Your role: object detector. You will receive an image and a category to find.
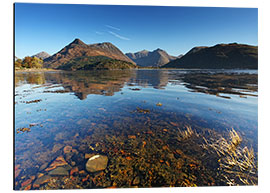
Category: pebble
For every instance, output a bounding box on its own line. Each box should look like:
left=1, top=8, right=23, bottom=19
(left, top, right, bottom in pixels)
left=132, top=176, right=140, bottom=185
left=63, top=145, right=73, bottom=154
left=70, top=167, right=79, bottom=176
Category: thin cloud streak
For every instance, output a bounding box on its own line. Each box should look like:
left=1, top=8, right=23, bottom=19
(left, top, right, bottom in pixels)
left=105, top=25, right=120, bottom=31
left=95, top=31, right=103, bottom=35
left=108, top=31, right=130, bottom=41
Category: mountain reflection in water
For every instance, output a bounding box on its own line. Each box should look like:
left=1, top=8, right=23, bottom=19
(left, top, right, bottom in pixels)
left=15, top=69, right=257, bottom=100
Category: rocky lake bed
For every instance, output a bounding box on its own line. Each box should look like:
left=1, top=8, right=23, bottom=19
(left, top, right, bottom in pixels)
left=14, top=69, right=258, bottom=190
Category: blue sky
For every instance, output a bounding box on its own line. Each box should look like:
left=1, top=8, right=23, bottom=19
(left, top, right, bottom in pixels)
left=15, top=3, right=258, bottom=58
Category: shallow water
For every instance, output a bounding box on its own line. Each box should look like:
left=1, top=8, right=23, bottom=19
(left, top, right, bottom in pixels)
left=14, top=69, right=258, bottom=189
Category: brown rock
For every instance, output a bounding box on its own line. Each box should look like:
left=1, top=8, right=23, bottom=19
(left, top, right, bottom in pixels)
left=52, top=144, right=63, bottom=153
left=85, top=153, right=94, bottom=159
left=170, top=122, right=178, bottom=127
left=37, top=173, right=44, bottom=178
left=39, top=163, right=48, bottom=171
left=48, top=167, right=69, bottom=176
left=128, top=135, right=136, bottom=139
left=33, top=175, right=52, bottom=187
left=63, top=145, right=73, bottom=154
left=132, top=176, right=140, bottom=185
left=85, top=155, right=108, bottom=173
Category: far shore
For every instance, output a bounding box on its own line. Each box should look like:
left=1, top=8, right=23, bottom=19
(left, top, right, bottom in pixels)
left=15, top=68, right=62, bottom=72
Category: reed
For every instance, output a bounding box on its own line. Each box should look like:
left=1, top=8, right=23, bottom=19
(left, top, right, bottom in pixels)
left=202, top=128, right=257, bottom=185
left=177, top=125, right=197, bottom=140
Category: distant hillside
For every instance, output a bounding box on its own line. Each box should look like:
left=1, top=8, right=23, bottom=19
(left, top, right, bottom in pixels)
left=57, top=55, right=137, bottom=71
left=126, top=48, right=177, bottom=67
left=163, top=43, right=258, bottom=69
left=44, top=38, right=135, bottom=69
left=32, top=51, right=51, bottom=60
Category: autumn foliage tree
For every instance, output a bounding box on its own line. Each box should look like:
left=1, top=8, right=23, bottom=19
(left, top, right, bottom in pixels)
left=15, top=59, right=23, bottom=68
left=15, top=56, right=43, bottom=69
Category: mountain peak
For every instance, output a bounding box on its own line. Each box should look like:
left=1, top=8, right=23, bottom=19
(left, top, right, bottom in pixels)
left=43, top=38, right=135, bottom=68
left=154, top=48, right=163, bottom=52
left=32, top=51, right=51, bottom=59
left=70, top=38, right=86, bottom=45
left=163, top=43, right=258, bottom=69
left=126, top=48, right=176, bottom=67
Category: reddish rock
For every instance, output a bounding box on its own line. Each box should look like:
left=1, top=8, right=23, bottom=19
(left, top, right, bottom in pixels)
left=21, top=178, right=33, bottom=187
left=15, top=169, right=21, bottom=179
left=126, top=157, right=132, bottom=161
left=170, top=122, right=178, bottom=127
left=33, top=175, right=52, bottom=188
left=45, top=156, right=68, bottom=172
left=33, top=184, right=40, bottom=189
left=106, top=186, right=117, bottom=189
left=24, top=184, right=31, bottom=190
left=70, top=167, right=79, bottom=176
left=162, top=145, right=169, bottom=150
left=142, top=141, right=147, bottom=148
left=63, top=145, right=73, bottom=154
left=15, top=164, right=20, bottom=170
left=37, top=173, right=44, bottom=178
left=82, top=175, right=89, bottom=182
left=79, top=170, right=86, bottom=175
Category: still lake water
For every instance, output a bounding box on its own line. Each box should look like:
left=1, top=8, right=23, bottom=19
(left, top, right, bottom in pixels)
left=14, top=69, right=258, bottom=189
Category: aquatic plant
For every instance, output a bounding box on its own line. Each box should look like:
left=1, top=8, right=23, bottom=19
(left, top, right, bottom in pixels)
left=202, top=128, right=257, bottom=185
left=177, top=126, right=197, bottom=140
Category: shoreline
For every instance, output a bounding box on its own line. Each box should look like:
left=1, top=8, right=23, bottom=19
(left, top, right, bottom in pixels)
left=15, top=68, right=62, bottom=72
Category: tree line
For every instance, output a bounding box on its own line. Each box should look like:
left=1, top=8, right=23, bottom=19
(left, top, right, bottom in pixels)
left=15, top=56, right=43, bottom=69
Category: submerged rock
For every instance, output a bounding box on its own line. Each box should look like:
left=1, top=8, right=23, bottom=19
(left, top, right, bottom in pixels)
left=86, top=155, right=108, bottom=173
left=48, top=167, right=69, bottom=176
left=33, top=175, right=52, bottom=188
left=39, top=163, right=48, bottom=171
left=63, top=145, right=73, bottom=154
left=132, top=176, right=140, bottom=185
left=45, top=156, right=68, bottom=172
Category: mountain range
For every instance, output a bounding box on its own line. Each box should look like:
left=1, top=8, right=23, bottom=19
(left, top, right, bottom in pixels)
left=20, top=38, right=257, bottom=70
left=125, top=49, right=179, bottom=67
left=32, top=51, right=51, bottom=60
left=43, top=39, right=134, bottom=69
left=163, top=43, right=258, bottom=69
